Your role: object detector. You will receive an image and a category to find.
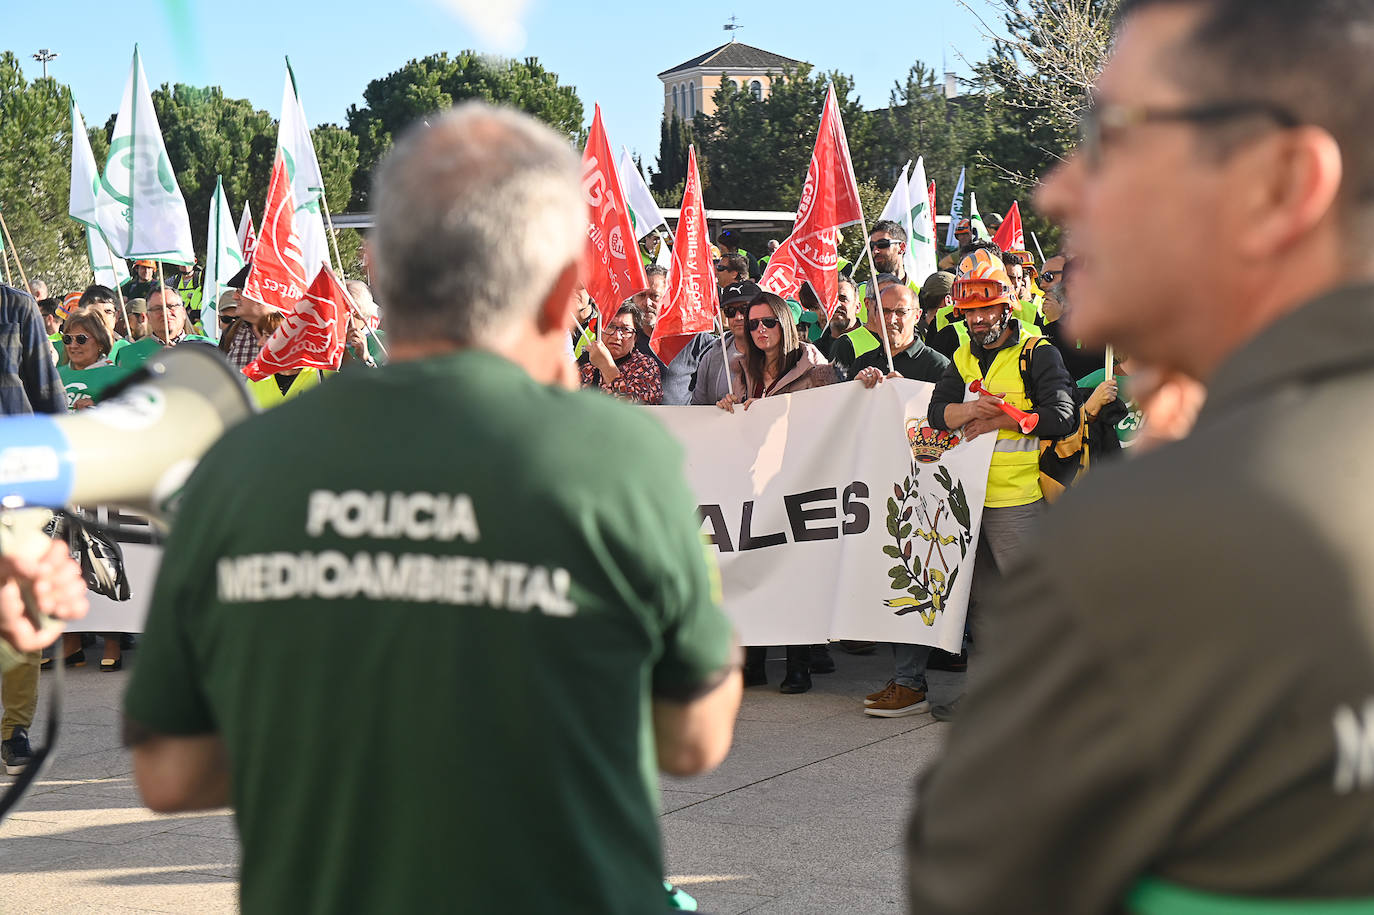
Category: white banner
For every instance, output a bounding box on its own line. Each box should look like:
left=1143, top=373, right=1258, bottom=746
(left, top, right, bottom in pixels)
left=657, top=381, right=994, bottom=651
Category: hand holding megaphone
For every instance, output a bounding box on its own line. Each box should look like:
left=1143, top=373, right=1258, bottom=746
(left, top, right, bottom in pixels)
left=0, top=344, right=255, bottom=670
left=969, top=379, right=1040, bottom=434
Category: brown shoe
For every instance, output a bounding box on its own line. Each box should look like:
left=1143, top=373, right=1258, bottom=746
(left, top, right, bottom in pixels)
left=863, top=680, right=896, bottom=706
left=864, top=684, right=930, bottom=718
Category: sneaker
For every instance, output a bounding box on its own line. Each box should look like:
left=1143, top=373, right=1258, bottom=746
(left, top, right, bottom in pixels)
left=930, top=696, right=963, bottom=721
left=2, top=727, right=33, bottom=775
left=864, top=684, right=929, bottom=718
left=864, top=679, right=896, bottom=706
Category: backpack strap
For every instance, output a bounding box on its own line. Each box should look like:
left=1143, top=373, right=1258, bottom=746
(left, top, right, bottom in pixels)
left=1018, top=335, right=1050, bottom=395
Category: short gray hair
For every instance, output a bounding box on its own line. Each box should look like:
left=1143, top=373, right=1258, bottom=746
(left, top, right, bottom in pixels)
left=371, top=102, right=584, bottom=345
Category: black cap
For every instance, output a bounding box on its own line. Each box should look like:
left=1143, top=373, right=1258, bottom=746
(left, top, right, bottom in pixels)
left=720, top=281, right=760, bottom=305
left=719, top=229, right=739, bottom=243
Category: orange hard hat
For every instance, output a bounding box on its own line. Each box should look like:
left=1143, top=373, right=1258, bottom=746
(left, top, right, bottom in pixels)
left=952, top=248, right=1012, bottom=311
left=57, top=291, right=82, bottom=320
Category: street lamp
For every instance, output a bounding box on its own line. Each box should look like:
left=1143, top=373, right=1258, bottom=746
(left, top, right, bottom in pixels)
left=33, top=49, right=58, bottom=80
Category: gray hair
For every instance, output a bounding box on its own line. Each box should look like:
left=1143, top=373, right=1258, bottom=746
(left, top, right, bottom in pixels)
left=644, top=264, right=668, bottom=282
left=371, top=102, right=584, bottom=345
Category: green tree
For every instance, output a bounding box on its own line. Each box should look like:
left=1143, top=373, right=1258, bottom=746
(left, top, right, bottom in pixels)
left=0, top=52, right=88, bottom=292
left=346, top=52, right=584, bottom=208
left=651, top=113, right=691, bottom=204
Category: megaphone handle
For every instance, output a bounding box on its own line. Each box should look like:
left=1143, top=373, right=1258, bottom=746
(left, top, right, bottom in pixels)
left=0, top=509, right=63, bottom=672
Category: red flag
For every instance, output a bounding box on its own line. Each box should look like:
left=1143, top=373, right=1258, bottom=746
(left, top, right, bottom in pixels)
left=243, top=151, right=308, bottom=312
left=759, top=85, right=864, bottom=319
left=992, top=201, right=1025, bottom=253
left=651, top=146, right=717, bottom=364
left=243, top=266, right=349, bottom=381
left=581, top=105, right=648, bottom=329
left=238, top=204, right=258, bottom=263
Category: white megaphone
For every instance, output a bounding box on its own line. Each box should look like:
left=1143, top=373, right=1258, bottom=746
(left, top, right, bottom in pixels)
left=0, top=342, right=256, bottom=669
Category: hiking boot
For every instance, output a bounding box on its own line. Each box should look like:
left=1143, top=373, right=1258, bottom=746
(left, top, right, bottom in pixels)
left=864, top=680, right=896, bottom=706
left=931, top=696, right=963, bottom=721
left=810, top=644, right=836, bottom=674
left=864, top=684, right=929, bottom=718
left=2, top=727, right=33, bottom=775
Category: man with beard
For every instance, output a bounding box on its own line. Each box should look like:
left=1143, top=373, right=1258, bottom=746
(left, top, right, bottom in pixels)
left=924, top=247, right=1075, bottom=721
left=689, top=281, right=753, bottom=405
left=825, top=277, right=884, bottom=378
left=857, top=221, right=920, bottom=309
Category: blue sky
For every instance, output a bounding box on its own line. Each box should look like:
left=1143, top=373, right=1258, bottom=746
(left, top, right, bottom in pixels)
left=10, top=0, right=995, bottom=201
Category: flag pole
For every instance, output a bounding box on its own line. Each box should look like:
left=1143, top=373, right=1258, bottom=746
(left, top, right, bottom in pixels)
left=1030, top=230, right=1047, bottom=266
left=0, top=243, right=12, bottom=286
left=1105, top=344, right=1114, bottom=379
left=320, top=193, right=387, bottom=359
left=104, top=246, right=130, bottom=341
left=855, top=213, right=896, bottom=375
left=155, top=262, right=171, bottom=341
left=0, top=211, right=30, bottom=291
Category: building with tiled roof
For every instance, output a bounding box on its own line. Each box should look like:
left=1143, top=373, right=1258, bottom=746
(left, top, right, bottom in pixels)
left=658, top=41, right=805, bottom=120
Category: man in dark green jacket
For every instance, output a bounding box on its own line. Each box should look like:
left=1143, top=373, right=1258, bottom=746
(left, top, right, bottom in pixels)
left=907, top=0, right=1374, bottom=911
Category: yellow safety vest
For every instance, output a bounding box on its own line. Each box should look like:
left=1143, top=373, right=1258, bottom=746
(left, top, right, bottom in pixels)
left=245, top=368, right=329, bottom=410
left=844, top=326, right=880, bottom=359
left=952, top=325, right=1042, bottom=508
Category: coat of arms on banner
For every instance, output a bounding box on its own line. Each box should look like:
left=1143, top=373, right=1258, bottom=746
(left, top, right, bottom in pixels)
left=882, top=418, right=974, bottom=625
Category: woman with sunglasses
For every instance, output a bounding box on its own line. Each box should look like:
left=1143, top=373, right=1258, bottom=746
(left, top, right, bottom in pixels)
left=57, top=307, right=117, bottom=411
left=717, top=291, right=839, bottom=694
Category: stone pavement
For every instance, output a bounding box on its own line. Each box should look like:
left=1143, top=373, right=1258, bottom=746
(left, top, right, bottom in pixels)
left=0, top=643, right=959, bottom=913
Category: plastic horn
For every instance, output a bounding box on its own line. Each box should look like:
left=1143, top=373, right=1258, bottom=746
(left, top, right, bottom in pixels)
left=969, top=379, right=1039, bottom=434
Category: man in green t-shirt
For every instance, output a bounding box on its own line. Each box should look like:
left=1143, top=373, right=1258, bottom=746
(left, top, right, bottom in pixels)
left=122, top=102, right=742, bottom=915
left=115, top=286, right=214, bottom=369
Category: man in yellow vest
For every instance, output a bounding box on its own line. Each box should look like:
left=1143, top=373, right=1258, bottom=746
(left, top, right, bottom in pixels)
left=923, top=245, right=1075, bottom=719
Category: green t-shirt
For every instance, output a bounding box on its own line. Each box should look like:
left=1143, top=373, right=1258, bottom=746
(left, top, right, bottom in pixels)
left=58, top=362, right=135, bottom=410
left=123, top=349, right=733, bottom=914
left=114, top=333, right=215, bottom=369
left=1077, top=367, right=1143, bottom=447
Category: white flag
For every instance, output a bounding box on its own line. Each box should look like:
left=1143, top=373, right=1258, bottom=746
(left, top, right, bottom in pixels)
left=276, top=61, right=330, bottom=280
left=237, top=201, right=256, bottom=256
left=907, top=157, right=937, bottom=281
left=969, top=190, right=991, bottom=242
left=93, top=46, right=194, bottom=264
left=616, top=145, right=667, bottom=241
left=70, top=100, right=129, bottom=289
left=944, top=167, right=967, bottom=249
left=878, top=161, right=919, bottom=278
left=202, top=176, right=245, bottom=344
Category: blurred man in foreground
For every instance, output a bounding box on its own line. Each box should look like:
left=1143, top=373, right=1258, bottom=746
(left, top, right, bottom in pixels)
left=907, top=1, right=1374, bottom=911
left=122, top=104, right=741, bottom=914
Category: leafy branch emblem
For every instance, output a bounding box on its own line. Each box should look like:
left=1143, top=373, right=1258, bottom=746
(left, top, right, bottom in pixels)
left=883, top=462, right=973, bottom=625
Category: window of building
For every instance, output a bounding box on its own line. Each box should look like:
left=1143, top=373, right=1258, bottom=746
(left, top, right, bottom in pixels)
left=750, top=80, right=763, bottom=101
left=688, top=81, right=696, bottom=116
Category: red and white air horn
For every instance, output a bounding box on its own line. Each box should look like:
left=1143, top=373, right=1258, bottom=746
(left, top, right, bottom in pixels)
left=969, top=379, right=1039, bottom=434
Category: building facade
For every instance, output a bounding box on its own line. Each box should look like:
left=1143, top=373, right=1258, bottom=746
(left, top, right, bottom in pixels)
left=658, top=42, right=804, bottom=121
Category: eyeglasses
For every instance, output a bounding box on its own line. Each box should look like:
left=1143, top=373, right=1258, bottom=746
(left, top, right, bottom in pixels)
left=714, top=264, right=731, bottom=272
left=146, top=304, right=182, bottom=314
left=881, top=308, right=913, bottom=319
left=62, top=333, right=92, bottom=345
left=722, top=304, right=748, bottom=318
left=1079, top=98, right=1301, bottom=169
left=871, top=239, right=902, bottom=250
left=602, top=325, right=637, bottom=338
left=747, top=317, right=780, bottom=332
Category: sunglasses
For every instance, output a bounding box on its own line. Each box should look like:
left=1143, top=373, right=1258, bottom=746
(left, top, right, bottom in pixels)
left=219, top=314, right=237, bottom=325
left=722, top=304, right=748, bottom=318
left=747, top=317, right=780, bottom=332
left=1040, top=271, right=1060, bottom=284
left=871, top=239, right=902, bottom=250
left=61, top=333, right=92, bottom=345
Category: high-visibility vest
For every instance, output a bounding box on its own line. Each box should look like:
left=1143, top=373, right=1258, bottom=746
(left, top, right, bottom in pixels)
left=856, top=276, right=920, bottom=325
left=244, top=368, right=329, bottom=410
left=1128, top=877, right=1374, bottom=915
left=844, top=326, right=880, bottom=359
left=952, top=324, right=1042, bottom=507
